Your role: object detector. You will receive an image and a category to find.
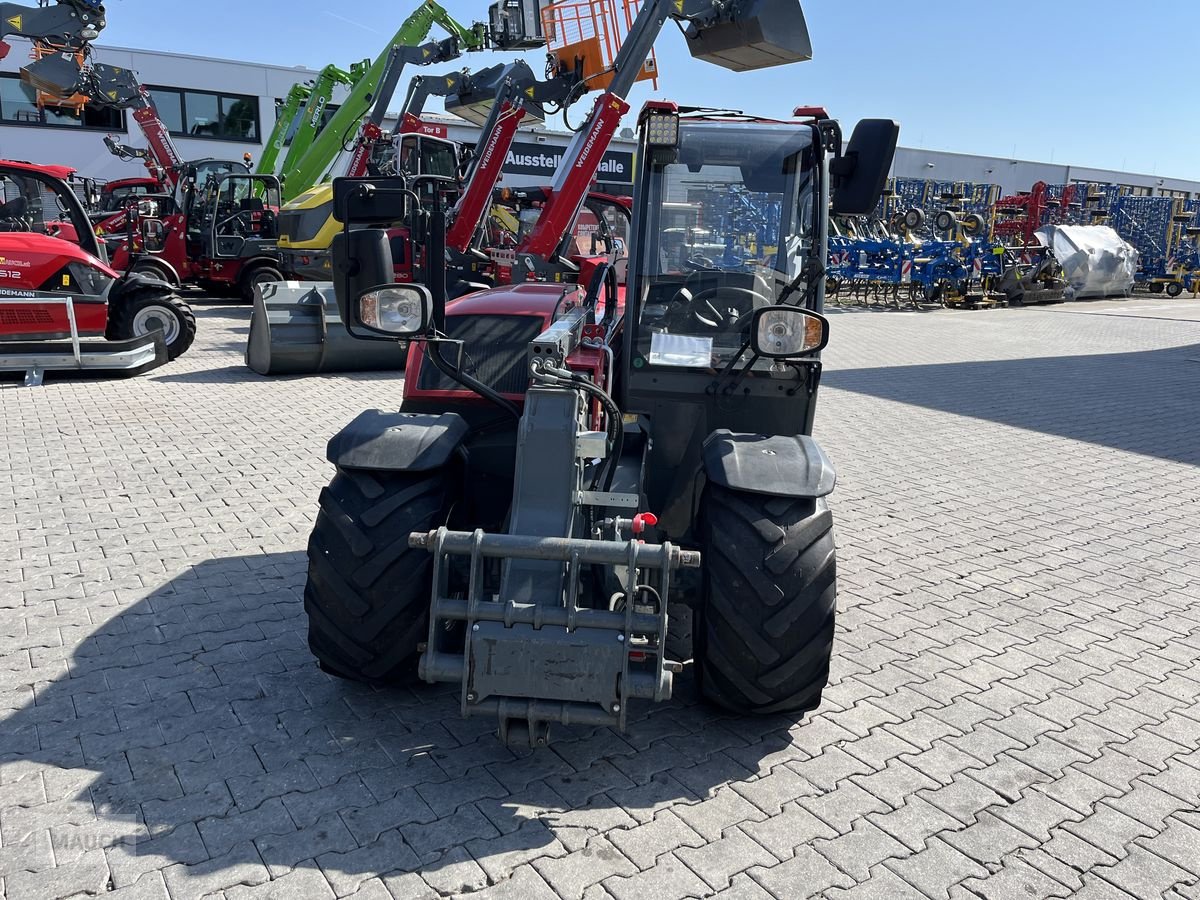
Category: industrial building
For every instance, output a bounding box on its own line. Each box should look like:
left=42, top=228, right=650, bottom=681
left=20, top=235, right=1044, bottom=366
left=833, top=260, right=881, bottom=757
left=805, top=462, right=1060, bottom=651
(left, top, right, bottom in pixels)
left=1, top=41, right=1196, bottom=198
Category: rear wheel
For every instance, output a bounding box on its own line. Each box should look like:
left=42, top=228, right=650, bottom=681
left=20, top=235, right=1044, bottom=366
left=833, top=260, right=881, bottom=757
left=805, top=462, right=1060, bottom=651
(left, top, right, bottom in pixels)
left=1166, top=282, right=1184, bottom=298
left=107, top=286, right=196, bottom=360
left=696, top=487, right=837, bottom=716
left=240, top=265, right=284, bottom=304
left=305, top=467, right=454, bottom=683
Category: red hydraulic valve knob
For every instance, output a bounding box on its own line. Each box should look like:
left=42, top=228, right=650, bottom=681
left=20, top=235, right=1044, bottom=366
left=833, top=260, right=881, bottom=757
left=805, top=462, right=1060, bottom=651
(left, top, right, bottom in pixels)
left=631, top=513, right=658, bottom=535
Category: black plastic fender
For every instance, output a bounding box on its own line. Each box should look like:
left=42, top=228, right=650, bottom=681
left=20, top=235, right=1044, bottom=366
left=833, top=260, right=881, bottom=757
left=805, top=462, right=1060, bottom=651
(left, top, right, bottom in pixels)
left=327, top=410, right=468, bottom=472
left=702, top=429, right=836, bottom=499
left=113, top=268, right=177, bottom=297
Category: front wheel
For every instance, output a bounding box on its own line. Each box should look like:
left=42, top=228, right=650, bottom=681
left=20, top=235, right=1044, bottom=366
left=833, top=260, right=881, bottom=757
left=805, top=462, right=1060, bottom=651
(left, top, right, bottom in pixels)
left=1166, top=282, right=1184, bottom=298
left=305, top=467, right=454, bottom=683
left=107, top=287, right=196, bottom=360
left=240, top=265, right=284, bottom=304
left=696, top=487, right=837, bottom=716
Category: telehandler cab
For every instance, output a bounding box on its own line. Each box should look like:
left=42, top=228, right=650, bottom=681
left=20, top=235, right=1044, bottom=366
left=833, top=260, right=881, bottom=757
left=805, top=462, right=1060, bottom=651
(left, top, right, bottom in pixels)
left=303, top=0, right=898, bottom=748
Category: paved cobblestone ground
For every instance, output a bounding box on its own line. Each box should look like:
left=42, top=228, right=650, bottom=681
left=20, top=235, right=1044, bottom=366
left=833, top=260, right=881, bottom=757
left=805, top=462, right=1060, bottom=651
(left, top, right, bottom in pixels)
left=2, top=295, right=1199, bottom=900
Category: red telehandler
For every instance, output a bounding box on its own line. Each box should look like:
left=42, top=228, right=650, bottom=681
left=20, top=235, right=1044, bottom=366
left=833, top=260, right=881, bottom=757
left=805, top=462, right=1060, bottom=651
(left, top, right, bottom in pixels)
left=302, top=0, right=898, bottom=748
left=0, top=4, right=195, bottom=383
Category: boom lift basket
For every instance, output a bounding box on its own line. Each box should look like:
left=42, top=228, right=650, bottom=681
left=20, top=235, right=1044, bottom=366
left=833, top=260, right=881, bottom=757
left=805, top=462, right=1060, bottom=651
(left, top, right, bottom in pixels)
left=540, top=0, right=657, bottom=91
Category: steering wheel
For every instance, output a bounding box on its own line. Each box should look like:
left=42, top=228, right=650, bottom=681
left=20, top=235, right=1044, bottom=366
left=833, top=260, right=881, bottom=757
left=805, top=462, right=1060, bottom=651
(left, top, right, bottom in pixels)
left=683, top=255, right=716, bottom=271
left=686, top=285, right=771, bottom=331
left=217, top=210, right=254, bottom=235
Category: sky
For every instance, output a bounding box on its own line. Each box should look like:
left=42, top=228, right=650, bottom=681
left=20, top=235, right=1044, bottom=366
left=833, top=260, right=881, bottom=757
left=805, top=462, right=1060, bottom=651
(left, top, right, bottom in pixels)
left=95, top=0, right=1198, bottom=181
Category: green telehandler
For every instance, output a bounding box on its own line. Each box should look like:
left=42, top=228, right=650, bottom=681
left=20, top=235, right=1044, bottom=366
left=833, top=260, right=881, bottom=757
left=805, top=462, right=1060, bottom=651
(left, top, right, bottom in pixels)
left=278, top=0, right=488, bottom=202
left=276, top=61, right=369, bottom=180
left=256, top=82, right=311, bottom=177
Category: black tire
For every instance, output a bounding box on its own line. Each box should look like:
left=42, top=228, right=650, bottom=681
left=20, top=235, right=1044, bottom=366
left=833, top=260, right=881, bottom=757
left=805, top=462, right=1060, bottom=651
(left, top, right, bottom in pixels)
left=107, top=286, right=196, bottom=360
left=240, top=265, right=284, bottom=304
left=934, top=210, right=957, bottom=233
left=1166, top=282, right=1183, bottom=298
left=305, top=467, right=453, bottom=683
left=695, top=487, right=837, bottom=716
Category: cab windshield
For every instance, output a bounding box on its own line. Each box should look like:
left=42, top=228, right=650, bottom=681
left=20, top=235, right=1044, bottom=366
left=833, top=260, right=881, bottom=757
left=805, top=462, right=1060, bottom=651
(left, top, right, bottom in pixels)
left=636, top=122, right=817, bottom=370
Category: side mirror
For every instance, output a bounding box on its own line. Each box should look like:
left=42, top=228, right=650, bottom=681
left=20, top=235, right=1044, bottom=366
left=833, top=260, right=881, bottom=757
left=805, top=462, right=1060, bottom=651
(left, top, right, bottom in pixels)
left=831, top=119, right=899, bottom=216
left=354, top=283, right=432, bottom=339
left=141, top=219, right=166, bottom=252
left=751, top=306, right=828, bottom=358
left=333, top=177, right=411, bottom=225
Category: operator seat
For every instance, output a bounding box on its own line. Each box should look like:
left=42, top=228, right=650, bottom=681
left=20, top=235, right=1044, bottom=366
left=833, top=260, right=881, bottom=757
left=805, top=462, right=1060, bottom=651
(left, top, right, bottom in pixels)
left=0, top=195, right=29, bottom=230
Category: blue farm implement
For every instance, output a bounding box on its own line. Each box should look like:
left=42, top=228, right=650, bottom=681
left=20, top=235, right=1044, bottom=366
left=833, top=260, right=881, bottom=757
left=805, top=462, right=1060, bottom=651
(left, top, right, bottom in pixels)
left=1104, top=196, right=1200, bottom=296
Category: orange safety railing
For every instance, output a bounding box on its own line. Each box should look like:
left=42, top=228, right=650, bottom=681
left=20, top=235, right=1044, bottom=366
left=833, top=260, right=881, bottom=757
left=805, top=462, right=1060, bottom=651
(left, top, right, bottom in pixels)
left=541, top=0, right=658, bottom=92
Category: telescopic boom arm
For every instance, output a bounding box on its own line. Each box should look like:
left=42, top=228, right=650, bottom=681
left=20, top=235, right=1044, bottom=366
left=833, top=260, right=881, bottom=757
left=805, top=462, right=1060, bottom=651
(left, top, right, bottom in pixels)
left=342, top=36, right=464, bottom=179
left=279, top=0, right=488, bottom=200
left=257, top=83, right=312, bottom=176
left=516, top=0, right=812, bottom=263
left=277, top=63, right=365, bottom=178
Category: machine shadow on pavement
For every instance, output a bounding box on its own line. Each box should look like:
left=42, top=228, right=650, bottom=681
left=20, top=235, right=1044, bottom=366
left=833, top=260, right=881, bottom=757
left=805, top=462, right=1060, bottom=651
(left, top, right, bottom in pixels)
left=824, top=342, right=1200, bottom=466
left=0, top=553, right=801, bottom=894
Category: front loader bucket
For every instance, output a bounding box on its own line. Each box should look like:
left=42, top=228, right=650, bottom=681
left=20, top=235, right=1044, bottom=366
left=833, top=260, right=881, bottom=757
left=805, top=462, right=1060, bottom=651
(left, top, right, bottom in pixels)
left=245, top=282, right=407, bottom=376
left=684, top=0, right=812, bottom=72
left=0, top=333, right=167, bottom=387
left=20, top=55, right=85, bottom=100
left=444, top=61, right=547, bottom=126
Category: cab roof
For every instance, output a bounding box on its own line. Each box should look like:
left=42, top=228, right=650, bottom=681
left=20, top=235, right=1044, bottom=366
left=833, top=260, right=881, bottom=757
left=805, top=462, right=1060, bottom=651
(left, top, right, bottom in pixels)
left=0, top=159, right=77, bottom=181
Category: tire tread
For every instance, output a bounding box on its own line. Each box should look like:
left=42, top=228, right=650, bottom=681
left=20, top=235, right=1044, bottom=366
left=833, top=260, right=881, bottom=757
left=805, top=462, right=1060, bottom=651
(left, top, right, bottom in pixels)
left=697, top=486, right=837, bottom=716
left=305, top=467, right=450, bottom=683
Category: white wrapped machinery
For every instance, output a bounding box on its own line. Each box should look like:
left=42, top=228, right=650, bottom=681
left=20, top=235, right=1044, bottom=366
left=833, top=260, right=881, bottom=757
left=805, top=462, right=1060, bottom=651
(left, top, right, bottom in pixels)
left=1035, top=225, right=1137, bottom=300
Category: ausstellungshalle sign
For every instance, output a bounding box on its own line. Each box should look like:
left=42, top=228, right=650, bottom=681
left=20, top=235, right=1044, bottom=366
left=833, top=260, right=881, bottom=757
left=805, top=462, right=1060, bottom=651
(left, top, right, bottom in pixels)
left=504, top=140, right=634, bottom=184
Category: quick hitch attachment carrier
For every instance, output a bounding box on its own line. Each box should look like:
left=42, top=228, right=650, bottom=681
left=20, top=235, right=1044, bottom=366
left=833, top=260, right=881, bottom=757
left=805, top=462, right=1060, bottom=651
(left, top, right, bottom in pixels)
left=412, top=528, right=700, bottom=747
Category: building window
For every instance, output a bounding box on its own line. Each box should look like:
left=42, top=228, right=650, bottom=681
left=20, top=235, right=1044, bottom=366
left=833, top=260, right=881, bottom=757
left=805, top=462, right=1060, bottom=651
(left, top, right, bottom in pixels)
left=0, top=74, right=124, bottom=130
left=273, top=97, right=339, bottom=145
left=146, top=86, right=259, bottom=141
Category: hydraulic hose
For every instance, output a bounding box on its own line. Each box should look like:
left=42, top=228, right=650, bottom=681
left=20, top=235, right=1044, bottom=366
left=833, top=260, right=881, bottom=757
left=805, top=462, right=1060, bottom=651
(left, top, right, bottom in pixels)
left=537, top=358, right=624, bottom=491
left=424, top=340, right=521, bottom=419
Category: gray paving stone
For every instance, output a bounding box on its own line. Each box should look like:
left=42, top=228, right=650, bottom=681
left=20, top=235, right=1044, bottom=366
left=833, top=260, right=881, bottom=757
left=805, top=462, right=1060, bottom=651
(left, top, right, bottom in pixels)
left=106, top=822, right=211, bottom=888
left=100, top=871, right=171, bottom=900
left=824, top=865, right=930, bottom=900
left=960, top=856, right=1073, bottom=900
left=748, top=846, right=854, bottom=898
left=673, top=785, right=765, bottom=841
left=868, top=796, right=965, bottom=853
left=8, top=302, right=1200, bottom=900
left=401, top=802, right=498, bottom=861
left=340, top=788, right=436, bottom=847
left=4, top=847, right=109, bottom=900
left=604, top=851, right=711, bottom=900
left=532, top=835, right=636, bottom=900
left=253, top=812, right=357, bottom=878
left=454, top=865, right=560, bottom=900
left=198, top=797, right=296, bottom=859
left=811, top=819, right=909, bottom=881
left=883, top=836, right=989, bottom=900
left=941, top=810, right=1039, bottom=868
left=1093, top=844, right=1195, bottom=900
left=607, top=808, right=705, bottom=869
left=739, top=801, right=837, bottom=861
left=225, top=867, right=337, bottom=900
left=161, top=842, right=272, bottom=900
left=315, top=828, right=420, bottom=896
left=466, top=818, right=568, bottom=882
